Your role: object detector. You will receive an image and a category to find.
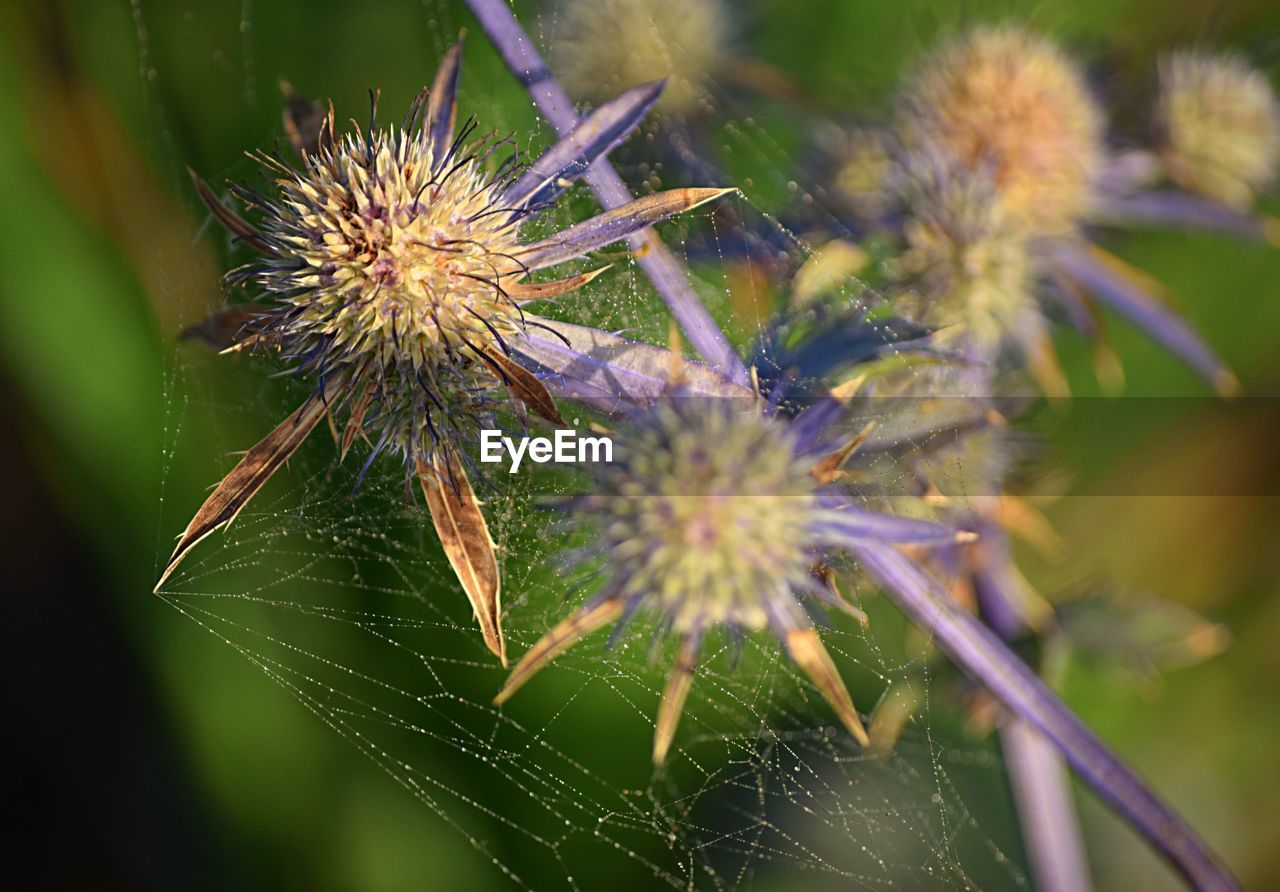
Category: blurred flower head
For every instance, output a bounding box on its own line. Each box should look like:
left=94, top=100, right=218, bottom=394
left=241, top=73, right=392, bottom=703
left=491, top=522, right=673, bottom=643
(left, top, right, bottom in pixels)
left=552, top=0, right=729, bottom=114
left=1157, top=50, right=1280, bottom=209
left=895, top=25, right=1104, bottom=236
left=831, top=126, right=895, bottom=219
left=587, top=399, right=818, bottom=632
left=890, top=145, right=1038, bottom=358
left=498, top=396, right=877, bottom=762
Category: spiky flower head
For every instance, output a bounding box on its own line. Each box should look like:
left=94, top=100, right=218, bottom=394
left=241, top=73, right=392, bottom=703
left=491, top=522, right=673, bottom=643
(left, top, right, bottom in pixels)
left=589, top=400, right=819, bottom=631
left=552, top=0, right=729, bottom=115
left=1157, top=50, right=1280, bottom=209
left=497, top=397, right=879, bottom=762
left=243, top=112, right=528, bottom=461
left=889, top=146, right=1039, bottom=359
left=895, top=25, right=1104, bottom=236
left=206, top=56, right=727, bottom=471
left=164, top=43, right=730, bottom=663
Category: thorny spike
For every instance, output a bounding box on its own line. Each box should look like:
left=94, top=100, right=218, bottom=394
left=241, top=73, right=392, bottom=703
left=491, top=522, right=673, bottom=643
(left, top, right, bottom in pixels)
left=653, top=633, right=703, bottom=765
left=501, top=266, right=613, bottom=302
left=426, top=37, right=465, bottom=154
left=188, top=168, right=271, bottom=253
left=811, top=420, right=876, bottom=486
left=477, top=346, right=566, bottom=427
left=784, top=628, right=869, bottom=747
left=494, top=598, right=625, bottom=705
left=155, top=376, right=345, bottom=591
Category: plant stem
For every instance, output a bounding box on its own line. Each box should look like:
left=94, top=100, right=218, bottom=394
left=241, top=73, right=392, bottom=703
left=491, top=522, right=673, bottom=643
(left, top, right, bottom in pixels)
left=853, top=542, right=1239, bottom=892
left=1003, top=719, right=1093, bottom=892
left=970, top=519, right=1093, bottom=892
left=462, top=0, right=748, bottom=384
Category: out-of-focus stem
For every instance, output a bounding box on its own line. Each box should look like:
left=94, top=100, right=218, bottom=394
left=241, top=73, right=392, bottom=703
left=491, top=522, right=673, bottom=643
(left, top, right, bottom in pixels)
left=971, top=521, right=1092, bottom=892
left=1003, top=719, right=1092, bottom=892
left=462, top=0, right=748, bottom=384
left=853, top=543, right=1239, bottom=892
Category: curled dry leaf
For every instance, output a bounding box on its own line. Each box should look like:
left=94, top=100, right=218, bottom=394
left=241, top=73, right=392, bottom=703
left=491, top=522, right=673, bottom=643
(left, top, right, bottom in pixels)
left=477, top=346, right=566, bottom=427
left=417, top=448, right=506, bottom=665
left=187, top=167, right=270, bottom=253
left=155, top=376, right=344, bottom=591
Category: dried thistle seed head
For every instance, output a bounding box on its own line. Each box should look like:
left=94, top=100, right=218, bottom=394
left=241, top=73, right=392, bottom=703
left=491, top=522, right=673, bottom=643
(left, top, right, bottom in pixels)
left=591, top=401, right=819, bottom=632
left=890, top=147, right=1038, bottom=357
left=895, top=25, right=1103, bottom=236
left=248, top=120, right=523, bottom=457
left=1157, top=51, right=1280, bottom=209
left=552, top=0, right=729, bottom=114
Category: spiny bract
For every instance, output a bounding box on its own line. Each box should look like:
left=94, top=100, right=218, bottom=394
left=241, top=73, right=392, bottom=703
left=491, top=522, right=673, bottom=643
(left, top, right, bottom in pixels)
left=895, top=25, right=1103, bottom=236
left=1158, top=50, right=1280, bottom=209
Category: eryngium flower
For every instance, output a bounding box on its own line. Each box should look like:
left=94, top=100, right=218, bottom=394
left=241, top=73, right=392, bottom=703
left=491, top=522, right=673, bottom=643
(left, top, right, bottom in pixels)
left=895, top=25, right=1103, bottom=236
left=497, top=397, right=871, bottom=762
left=160, top=40, right=730, bottom=663
left=551, top=0, right=729, bottom=115
left=1157, top=50, right=1280, bottom=209
left=890, top=146, right=1038, bottom=361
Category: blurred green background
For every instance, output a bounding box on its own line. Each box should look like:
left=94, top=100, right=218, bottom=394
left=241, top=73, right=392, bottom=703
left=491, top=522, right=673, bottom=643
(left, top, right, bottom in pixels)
left=2, top=0, right=1279, bottom=889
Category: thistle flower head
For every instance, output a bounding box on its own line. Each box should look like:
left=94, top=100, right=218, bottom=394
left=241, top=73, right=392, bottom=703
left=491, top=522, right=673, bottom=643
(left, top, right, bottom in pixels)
left=497, top=396, right=885, bottom=762
left=245, top=114, right=528, bottom=459
left=552, top=0, right=729, bottom=114
left=204, top=62, right=728, bottom=470
left=1157, top=50, right=1280, bottom=208
left=589, top=400, right=819, bottom=632
left=165, top=43, right=731, bottom=664
left=895, top=25, right=1104, bottom=236
left=890, top=146, right=1038, bottom=358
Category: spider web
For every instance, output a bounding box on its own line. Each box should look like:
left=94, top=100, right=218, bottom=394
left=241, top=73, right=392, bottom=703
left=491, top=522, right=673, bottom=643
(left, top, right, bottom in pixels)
left=145, top=2, right=1031, bottom=888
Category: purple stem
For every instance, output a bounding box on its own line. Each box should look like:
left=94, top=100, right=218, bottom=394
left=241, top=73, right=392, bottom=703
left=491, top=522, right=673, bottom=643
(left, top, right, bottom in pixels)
left=851, top=542, right=1239, bottom=892
left=1092, top=192, right=1270, bottom=242
left=463, top=0, right=748, bottom=384
left=970, top=521, right=1092, bottom=892
left=1002, top=720, right=1093, bottom=892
